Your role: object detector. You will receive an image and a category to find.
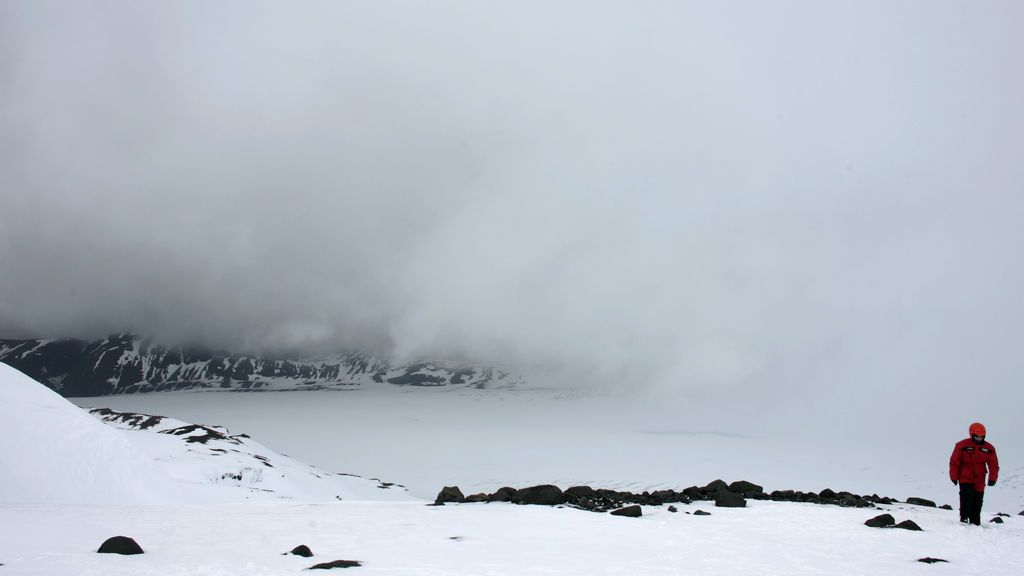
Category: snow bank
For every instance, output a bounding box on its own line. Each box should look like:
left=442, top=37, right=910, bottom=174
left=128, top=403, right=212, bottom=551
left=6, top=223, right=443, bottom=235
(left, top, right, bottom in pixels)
left=0, top=363, right=182, bottom=505
left=1, top=363, right=412, bottom=505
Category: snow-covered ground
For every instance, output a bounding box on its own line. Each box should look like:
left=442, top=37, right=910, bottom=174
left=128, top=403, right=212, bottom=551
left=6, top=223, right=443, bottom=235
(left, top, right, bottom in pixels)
left=3, top=497, right=1022, bottom=575
left=3, top=363, right=1022, bottom=574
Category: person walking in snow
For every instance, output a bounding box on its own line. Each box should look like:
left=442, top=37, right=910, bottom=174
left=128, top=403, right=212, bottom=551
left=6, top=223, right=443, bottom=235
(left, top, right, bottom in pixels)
left=949, top=422, right=999, bottom=525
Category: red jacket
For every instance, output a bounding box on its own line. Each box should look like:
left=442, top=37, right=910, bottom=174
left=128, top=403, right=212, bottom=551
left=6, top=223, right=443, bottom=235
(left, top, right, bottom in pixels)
left=950, top=438, right=999, bottom=491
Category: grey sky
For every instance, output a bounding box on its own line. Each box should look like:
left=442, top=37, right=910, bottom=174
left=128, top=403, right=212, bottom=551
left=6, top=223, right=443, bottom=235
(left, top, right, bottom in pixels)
left=1, top=1, right=1022, bottom=421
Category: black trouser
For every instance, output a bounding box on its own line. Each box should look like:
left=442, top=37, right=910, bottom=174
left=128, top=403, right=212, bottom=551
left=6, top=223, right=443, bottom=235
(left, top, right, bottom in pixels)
left=959, top=484, right=984, bottom=525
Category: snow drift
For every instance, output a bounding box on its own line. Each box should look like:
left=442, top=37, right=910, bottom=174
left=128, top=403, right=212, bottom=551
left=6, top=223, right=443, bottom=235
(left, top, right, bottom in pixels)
left=0, top=363, right=411, bottom=505
left=0, top=362, right=182, bottom=505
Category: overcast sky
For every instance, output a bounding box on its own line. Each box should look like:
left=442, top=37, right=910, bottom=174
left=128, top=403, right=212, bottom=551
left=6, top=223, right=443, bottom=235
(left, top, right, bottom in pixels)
left=1, top=1, right=1022, bottom=419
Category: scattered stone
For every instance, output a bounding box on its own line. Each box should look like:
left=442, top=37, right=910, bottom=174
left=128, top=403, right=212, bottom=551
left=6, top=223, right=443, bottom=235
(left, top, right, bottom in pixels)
left=512, top=485, right=564, bottom=506
left=865, top=514, right=896, bottom=528
left=464, top=493, right=489, bottom=503
left=97, top=536, right=144, bottom=555
left=487, top=487, right=516, bottom=502
left=939, top=504, right=953, bottom=510
left=906, top=497, right=937, bottom=508
left=610, top=505, right=642, bottom=518
left=693, top=510, right=711, bottom=516
left=918, top=557, right=948, bottom=564
left=819, top=488, right=837, bottom=499
left=995, top=512, right=1010, bottom=517
left=990, top=517, right=1004, bottom=524
left=435, top=486, right=465, bottom=505
left=893, top=520, right=923, bottom=531
left=309, top=559, right=362, bottom=569
left=668, top=505, right=678, bottom=513
left=289, top=545, right=314, bottom=557
left=715, top=491, right=747, bottom=508
left=1020, top=510, right=1024, bottom=516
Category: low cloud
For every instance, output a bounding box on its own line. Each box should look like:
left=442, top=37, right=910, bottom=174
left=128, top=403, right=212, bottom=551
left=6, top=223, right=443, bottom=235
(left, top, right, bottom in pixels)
left=1, top=1, right=1022, bottom=425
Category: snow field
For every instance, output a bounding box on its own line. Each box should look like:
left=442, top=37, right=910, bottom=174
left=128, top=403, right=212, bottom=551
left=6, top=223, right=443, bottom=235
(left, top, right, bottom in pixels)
left=1, top=500, right=1021, bottom=575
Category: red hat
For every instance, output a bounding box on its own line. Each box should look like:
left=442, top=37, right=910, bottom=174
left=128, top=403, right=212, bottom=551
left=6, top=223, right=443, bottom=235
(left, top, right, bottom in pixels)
left=969, top=422, right=986, bottom=437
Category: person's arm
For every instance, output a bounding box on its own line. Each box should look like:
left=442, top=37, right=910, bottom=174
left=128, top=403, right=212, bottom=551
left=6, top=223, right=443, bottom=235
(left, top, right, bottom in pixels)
left=950, top=442, right=962, bottom=485
left=988, top=446, right=999, bottom=486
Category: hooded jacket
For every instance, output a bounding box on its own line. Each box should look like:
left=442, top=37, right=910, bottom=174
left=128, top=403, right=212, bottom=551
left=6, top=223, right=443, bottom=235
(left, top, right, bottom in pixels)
left=950, top=438, right=999, bottom=491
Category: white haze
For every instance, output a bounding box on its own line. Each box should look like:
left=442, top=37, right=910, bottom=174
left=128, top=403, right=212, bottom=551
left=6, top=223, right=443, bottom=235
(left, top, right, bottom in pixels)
left=1, top=1, right=1023, bottom=431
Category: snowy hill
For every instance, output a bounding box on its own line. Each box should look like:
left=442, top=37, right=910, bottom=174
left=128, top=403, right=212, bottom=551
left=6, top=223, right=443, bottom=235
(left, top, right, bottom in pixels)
left=0, top=333, right=515, bottom=396
left=0, top=363, right=411, bottom=505
left=0, top=363, right=183, bottom=505
left=85, top=406, right=412, bottom=503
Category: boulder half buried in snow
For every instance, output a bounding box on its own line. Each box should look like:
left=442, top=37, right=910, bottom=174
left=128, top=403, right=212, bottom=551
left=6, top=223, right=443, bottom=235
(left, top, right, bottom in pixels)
left=435, top=486, right=466, bottom=505
left=893, top=520, right=923, bottom=531
left=610, top=505, right=642, bottom=517
left=864, top=514, right=895, bottom=528
left=512, top=485, right=564, bottom=506
left=715, top=491, right=747, bottom=508
left=309, top=559, right=362, bottom=569
left=97, top=536, right=144, bottom=555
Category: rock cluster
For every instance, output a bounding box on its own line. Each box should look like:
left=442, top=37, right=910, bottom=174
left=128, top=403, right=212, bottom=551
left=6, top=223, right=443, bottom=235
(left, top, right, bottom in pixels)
left=434, top=479, right=900, bottom=514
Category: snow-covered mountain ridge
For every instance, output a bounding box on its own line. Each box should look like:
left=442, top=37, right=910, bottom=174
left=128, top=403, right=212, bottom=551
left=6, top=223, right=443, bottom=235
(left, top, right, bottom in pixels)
left=0, top=333, right=514, bottom=396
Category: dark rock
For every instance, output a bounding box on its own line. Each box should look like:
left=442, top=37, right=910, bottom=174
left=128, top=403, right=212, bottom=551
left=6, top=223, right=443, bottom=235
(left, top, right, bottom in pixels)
left=836, top=492, right=870, bottom=508
left=487, top=487, right=516, bottom=502
left=289, top=545, right=314, bottom=557
left=564, top=486, right=597, bottom=499
left=465, top=493, right=490, bottom=503
left=715, top=491, right=747, bottom=508
left=906, top=497, right=937, bottom=508
left=702, top=479, right=729, bottom=493
left=512, top=485, right=564, bottom=506
left=652, top=489, right=686, bottom=503
left=309, top=559, right=362, bottom=569
left=819, top=488, right=837, bottom=499
left=693, top=510, right=711, bottom=516
left=995, top=512, right=1010, bottom=517
left=990, top=517, right=1004, bottom=524
left=668, top=505, right=678, bottom=513
left=435, top=486, right=465, bottom=504
left=864, top=514, right=896, bottom=528
left=893, top=520, right=923, bottom=531
left=940, top=504, right=953, bottom=510
left=728, top=481, right=763, bottom=496
left=610, top=505, right=642, bottom=517
left=97, top=536, right=144, bottom=555
left=918, top=558, right=948, bottom=564
left=770, top=490, right=796, bottom=502
left=682, top=486, right=705, bottom=501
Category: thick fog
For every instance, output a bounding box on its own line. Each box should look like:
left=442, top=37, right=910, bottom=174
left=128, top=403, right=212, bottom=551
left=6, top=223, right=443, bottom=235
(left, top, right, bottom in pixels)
left=2, top=1, right=1022, bottom=428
